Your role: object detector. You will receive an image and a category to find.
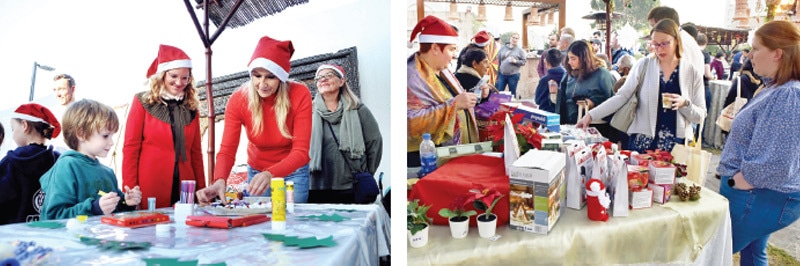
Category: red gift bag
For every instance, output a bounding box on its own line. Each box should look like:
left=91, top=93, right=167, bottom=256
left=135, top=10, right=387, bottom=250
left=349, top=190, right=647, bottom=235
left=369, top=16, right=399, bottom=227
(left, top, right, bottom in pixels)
left=409, top=154, right=509, bottom=227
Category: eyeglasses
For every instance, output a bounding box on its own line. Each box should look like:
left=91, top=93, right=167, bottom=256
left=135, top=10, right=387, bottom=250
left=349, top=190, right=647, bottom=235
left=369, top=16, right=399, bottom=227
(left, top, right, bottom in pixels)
left=314, top=73, right=338, bottom=82
left=650, top=39, right=673, bottom=50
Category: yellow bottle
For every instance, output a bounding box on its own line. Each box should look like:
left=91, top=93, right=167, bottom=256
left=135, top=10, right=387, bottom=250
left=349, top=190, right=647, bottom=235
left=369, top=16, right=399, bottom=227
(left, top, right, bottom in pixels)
left=271, top=177, right=286, bottom=231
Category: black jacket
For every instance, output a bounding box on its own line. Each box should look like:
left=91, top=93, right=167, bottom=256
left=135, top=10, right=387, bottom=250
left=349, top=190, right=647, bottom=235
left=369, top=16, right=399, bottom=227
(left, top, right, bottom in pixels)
left=0, top=144, right=59, bottom=224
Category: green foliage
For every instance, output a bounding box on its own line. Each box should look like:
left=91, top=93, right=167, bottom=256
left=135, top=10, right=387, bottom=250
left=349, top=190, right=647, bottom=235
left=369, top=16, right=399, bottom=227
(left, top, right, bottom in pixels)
left=407, top=199, right=431, bottom=235
left=589, top=0, right=661, bottom=34
left=438, top=208, right=477, bottom=219
left=473, top=194, right=504, bottom=218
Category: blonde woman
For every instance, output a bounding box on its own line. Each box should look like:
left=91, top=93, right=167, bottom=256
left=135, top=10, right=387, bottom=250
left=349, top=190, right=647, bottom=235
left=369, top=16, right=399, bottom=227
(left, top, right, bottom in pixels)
left=197, top=36, right=312, bottom=204
left=123, top=44, right=206, bottom=209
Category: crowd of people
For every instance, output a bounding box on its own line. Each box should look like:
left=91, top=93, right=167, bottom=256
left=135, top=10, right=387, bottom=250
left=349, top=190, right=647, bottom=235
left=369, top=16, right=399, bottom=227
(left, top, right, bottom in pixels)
left=407, top=6, right=800, bottom=265
left=1, top=35, right=384, bottom=224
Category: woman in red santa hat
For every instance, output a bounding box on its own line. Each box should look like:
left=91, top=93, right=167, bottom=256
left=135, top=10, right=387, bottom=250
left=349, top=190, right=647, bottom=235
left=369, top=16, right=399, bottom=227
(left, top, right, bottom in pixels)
left=0, top=103, right=61, bottom=224
left=122, top=44, right=206, bottom=209
left=196, top=36, right=312, bottom=204
left=407, top=15, right=480, bottom=168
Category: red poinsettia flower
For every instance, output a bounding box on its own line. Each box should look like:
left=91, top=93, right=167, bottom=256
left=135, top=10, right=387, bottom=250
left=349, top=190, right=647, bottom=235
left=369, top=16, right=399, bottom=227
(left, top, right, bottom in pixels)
left=466, top=184, right=503, bottom=214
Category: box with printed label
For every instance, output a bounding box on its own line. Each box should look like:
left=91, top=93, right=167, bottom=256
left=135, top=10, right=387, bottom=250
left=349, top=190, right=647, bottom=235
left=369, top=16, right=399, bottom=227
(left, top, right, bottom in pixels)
left=501, top=103, right=561, bottom=133
left=508, top=150, right=566, bottom=235
left=650, top=182, right=672, bottom=204
left=629, top=187, right=653, bottom=209
left=648, top=161, right=676, bottom=185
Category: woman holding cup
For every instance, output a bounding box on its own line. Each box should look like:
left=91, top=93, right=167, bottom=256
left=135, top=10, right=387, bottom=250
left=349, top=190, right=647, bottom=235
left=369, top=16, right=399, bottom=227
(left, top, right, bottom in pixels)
left=577, top=18, right=706, bottom=153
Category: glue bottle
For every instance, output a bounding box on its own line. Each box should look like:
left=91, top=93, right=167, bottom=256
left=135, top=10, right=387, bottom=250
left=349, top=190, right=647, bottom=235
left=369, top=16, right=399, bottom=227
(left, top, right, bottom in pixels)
left=286, top=181, right=295, bottom=214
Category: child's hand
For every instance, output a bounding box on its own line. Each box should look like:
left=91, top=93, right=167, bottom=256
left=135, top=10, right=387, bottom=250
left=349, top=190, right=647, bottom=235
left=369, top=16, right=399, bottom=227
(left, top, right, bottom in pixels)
left=124, top=186, right=142, bottom=206
left=99, top=192, right=121, bottom=214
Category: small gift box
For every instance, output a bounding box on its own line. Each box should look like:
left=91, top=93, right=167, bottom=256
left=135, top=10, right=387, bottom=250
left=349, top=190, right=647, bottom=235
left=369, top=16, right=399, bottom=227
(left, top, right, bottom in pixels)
left=630, top=154, right=653, bottom=166
left=650, top=182, right=672, bottom=204
left=629, top=187, right=653, bottom=209
left=648, top=161, right=676, bottom=185
left=627, top=165, right=649, bottom=192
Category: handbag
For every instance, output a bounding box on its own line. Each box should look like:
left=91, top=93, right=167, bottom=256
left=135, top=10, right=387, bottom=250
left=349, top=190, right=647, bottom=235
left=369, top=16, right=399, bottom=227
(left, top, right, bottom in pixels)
left=715, top=76, right=747, bottom=132
left=326, top=121, right=380, bottom=204
left=671, top=122, right=712, bottom=186
left=610, top=57, right=649, bottom=132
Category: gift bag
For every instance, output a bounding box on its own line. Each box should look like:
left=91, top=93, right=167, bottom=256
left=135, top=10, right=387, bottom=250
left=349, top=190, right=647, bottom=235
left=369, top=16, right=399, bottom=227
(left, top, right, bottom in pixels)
left=565, top=143, right=592, bottom=210
left=671, top=122, right=711, bottom=186
left=608, top=153, right=629, bottom=217
left=716, top=76, right=747, bottom=132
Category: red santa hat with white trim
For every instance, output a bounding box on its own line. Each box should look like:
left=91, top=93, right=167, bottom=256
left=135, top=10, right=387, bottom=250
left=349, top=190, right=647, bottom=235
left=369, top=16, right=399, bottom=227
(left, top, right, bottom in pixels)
left=316, top=64, right=345, bottom=78
left=146, top=44, right=192, bottom=78
left=473, top=31, right=492, bottom=47
left=10, top=103, right=61, bottom=138
left=248, top=36, right=294, bottom=82
left=409, top=15, right=459, bottom=47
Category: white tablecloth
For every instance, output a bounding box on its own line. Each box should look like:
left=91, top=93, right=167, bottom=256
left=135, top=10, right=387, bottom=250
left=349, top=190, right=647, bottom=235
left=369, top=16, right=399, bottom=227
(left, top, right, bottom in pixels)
left=0, top=203, right=390, bottom=265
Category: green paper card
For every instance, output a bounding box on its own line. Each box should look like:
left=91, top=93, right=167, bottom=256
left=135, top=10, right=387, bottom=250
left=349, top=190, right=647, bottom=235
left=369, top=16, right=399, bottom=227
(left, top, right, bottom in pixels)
left=297, top=235, right=337, bottom=249
left=79, top=236, right=151, bottom=250
left=26, top=221, right=65, bottom=229
left=261, top=234, right=337, bottom=249
left=142, top=258, right=226, bottom=266
left=296, top=213, right=349, bottom=222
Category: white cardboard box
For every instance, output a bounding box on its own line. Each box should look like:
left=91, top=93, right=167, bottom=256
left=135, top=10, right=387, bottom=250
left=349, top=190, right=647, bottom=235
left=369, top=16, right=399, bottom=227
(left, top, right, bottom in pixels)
left=508, top=150, right=566, bottom=235
left=648, top=161, right=676, bottom=185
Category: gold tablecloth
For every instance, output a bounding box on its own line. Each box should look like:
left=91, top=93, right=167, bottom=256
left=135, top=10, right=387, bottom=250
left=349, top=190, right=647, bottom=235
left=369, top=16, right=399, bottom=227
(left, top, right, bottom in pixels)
left=407, top=185, right=732, bottom=265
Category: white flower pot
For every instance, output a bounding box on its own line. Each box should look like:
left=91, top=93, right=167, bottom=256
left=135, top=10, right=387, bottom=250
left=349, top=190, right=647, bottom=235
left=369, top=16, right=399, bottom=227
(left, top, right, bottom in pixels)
left=408, top=225, right=429, bottom=248
left=448, top=217, right=469, bottom=239
left=477, top=214, right=497, bottom=238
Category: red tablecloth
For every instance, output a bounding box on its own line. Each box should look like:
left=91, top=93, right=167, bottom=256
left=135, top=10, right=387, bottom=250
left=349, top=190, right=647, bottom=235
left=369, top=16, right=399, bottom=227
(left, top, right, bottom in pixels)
left=409, top=154, right=510, bottom=227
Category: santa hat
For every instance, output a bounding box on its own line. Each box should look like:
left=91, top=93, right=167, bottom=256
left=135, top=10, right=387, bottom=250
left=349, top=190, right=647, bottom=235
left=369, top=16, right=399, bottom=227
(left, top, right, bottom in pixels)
left=11, top=103, right=61, bottom=138
left=316, top=64, right=345, bottom=79
left=146, top=44, right=192, bottom=78
left=473, top=31, right=492, bottom=47
left=409, top=15, right=459, bottom=46
left=248, top=36, right=294, bottom=82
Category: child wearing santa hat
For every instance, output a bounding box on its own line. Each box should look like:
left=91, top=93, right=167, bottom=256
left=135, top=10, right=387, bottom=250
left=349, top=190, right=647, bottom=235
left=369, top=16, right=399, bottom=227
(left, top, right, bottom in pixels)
left=122, top=44, right=206, bottom=209
left=0, top=103, right=61, bottom=224
left=196, top=35, right=313, bottom=207
left=40, top=99, right=141, bottom=220
left=407, top=15, right=479, bottom=168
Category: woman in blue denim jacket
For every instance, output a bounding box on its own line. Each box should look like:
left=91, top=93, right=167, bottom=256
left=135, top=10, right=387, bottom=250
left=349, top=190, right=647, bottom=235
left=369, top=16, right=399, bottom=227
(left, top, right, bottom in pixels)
left=717, top=20, right=800, bottom=266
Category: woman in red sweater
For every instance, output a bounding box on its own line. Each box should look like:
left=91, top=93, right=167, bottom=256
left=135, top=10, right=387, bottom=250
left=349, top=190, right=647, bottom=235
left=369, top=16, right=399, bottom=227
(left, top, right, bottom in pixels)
left=123, top=44, right=206, bottom=209
left=197, top=36, right=312, bottom=204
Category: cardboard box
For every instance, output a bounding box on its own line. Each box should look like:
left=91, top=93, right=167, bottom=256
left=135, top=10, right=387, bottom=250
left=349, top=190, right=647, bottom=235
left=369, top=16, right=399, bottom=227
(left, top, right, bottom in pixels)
left=648, top=161, right=676, bottom=185
left=501, top=102, right=561, bottom=133
left=630, top=188, right=653, bottom=209
left=650, top=183, right=672, bottom=204
left=630, top=154, right=653, bottom=166
left=508, top=150, right=566, bottom=235
left=435, top=141, right=493, bottom=166
left=627, top=165, right=649, bottom=192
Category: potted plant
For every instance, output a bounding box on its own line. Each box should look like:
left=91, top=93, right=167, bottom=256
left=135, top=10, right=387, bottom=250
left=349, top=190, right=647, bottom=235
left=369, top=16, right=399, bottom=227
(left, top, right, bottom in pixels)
left=438, top=194, right=477, bottom=239
left=407, top=199, right=432, bottom=248
left=467, top=184, right=505, bottom=238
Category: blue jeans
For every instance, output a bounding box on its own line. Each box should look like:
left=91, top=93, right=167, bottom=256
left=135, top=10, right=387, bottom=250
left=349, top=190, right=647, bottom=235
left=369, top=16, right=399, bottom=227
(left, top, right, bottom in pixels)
left=496, top=73, right=520, bottom=96
left=248, top=164, right=309, bottom=203
left=720, top=175, right=800, bottom=266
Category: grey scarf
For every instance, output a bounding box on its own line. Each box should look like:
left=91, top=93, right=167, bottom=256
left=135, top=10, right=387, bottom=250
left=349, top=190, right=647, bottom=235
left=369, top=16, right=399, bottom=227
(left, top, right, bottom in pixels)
left=137, top=92, right=194, bottom=162
left=309, top=95, right=364, bottom=172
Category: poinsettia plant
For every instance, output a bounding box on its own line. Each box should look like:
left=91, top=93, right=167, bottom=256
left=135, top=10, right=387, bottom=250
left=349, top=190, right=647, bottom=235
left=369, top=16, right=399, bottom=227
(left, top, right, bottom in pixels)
left=466, top=184, right=504, bottom=220
left=407, top=199, right=432, bottom=235
left=485, top=110, right=542, bottom=154
left=438, top=193, right=478, bottom=222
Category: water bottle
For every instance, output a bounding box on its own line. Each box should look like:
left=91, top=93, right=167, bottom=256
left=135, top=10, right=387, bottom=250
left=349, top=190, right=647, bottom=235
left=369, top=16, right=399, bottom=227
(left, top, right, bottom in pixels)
left=418, top=133, right=438, bottom=177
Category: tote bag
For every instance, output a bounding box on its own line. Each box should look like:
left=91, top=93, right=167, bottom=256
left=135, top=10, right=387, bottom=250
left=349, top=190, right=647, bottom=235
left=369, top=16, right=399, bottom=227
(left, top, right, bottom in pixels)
left=715, top=76, right=747, bottom=132
left=610, top=57, right=649, bottom=132
left=671, top=122, right=712, bottom=186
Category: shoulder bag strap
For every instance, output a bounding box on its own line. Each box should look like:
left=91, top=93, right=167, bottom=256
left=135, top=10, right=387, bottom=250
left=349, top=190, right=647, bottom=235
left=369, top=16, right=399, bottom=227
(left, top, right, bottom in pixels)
left=326, top=120, right=359, bottom=174
left=631, top=57, right=649, bottom=97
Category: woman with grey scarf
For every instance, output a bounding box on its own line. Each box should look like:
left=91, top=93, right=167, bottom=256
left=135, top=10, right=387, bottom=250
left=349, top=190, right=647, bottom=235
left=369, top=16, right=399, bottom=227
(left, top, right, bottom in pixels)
left=308, top=64, right=382, bottom=204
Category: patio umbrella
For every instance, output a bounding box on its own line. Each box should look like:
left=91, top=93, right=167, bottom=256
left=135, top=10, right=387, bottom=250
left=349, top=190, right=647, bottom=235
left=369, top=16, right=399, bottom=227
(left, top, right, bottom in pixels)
left=183, top=0, right=309, bottom=185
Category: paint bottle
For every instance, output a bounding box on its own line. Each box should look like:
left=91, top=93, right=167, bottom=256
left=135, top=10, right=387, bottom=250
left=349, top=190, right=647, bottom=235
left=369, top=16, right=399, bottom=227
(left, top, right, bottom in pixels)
left=271, top=177, right=286, bottom=231
left=286, top=181, right=295, bottom=214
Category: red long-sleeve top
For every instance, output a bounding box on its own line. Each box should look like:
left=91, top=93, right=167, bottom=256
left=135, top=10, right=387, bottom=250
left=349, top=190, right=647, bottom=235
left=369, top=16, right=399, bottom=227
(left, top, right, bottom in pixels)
left=214, top=82, right=312, bottom=182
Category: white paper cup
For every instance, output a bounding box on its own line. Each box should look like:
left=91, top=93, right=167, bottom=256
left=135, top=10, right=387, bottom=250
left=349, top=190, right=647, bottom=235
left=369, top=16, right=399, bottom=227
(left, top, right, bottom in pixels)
left=174, top=203, right=194, bottom=226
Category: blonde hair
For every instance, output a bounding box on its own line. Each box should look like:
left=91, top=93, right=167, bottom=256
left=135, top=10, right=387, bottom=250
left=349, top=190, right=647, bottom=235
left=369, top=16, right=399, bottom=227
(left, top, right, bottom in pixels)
left=62, top=99, right=119, bottom=150
left=142, top=70, right=199, bottom=110
left=247, top=80, right=292, bottom=138
left=325, top=70, right=360, bottom=110
left=755, top=20, right=800, bottom=86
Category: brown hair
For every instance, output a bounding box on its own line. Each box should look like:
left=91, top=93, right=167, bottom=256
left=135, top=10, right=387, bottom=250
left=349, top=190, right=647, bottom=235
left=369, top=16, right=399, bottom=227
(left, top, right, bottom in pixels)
left=419, top=43, right=448, bottom=54
left=62, top=99, right=119, bottom=150
left=647, top=6, right=680, bottom=25
left=651, top=18, right=684, bottom=60
left=564, top=40, right=604, bottom=80
left=53, top=74, right=76, bottom=88
left=12, top=119, right=55, bottom=139
left=755, top=20, right=800, bottom=86
left=142, top=70, right=200, bottom=111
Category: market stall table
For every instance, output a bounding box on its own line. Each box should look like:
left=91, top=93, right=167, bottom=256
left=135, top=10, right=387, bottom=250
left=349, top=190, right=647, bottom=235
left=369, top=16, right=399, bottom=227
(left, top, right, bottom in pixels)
left=407, top=185, right=732, bottom=265
left=704, top=80, right=732, bottom=148
left=0, top=204, right=390, bottom=265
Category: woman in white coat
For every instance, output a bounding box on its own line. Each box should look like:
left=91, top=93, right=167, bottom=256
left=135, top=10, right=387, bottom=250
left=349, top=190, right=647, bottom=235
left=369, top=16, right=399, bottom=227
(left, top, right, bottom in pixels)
left=577, top=18, right=706, bottom=153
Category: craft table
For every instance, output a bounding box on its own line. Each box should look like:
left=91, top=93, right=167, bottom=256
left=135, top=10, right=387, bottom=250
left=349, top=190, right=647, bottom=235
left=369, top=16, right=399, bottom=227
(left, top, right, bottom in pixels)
left=0, top=203, right=390, bottom=265
left=407, top=186, right=732, bottom=265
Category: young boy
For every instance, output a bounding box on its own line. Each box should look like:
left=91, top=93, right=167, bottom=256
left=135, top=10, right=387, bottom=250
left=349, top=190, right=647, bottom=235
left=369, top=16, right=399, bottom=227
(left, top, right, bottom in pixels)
left=40, top=99, right=141, bottom=220
left=0, top=104, right=61, bottom=224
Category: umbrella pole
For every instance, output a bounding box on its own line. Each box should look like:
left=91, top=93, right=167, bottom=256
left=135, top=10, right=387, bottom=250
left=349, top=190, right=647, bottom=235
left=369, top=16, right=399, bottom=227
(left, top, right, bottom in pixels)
left=605, top=0, right=611, bottom=61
